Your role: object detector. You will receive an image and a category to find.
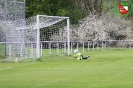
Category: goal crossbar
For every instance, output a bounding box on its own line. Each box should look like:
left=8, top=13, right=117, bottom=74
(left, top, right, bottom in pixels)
left=37, top=15, right=69, bottom=19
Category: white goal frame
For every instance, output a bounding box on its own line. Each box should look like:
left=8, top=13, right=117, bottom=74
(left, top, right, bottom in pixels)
left=36, top=15, right=70, bottom=59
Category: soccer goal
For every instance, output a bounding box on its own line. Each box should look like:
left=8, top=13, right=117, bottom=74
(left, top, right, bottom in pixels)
left=36, top=15, right=70, bottom=58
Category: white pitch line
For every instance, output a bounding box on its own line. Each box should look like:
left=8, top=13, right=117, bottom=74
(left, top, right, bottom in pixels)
left=0, top=67, right=13, bottom=70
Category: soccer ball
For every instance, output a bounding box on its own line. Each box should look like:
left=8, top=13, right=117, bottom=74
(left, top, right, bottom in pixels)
left=74, top=49, right=78, bottom=54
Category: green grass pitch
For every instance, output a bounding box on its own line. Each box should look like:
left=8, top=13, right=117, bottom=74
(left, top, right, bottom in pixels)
left=0, top=50, right=133, bottom=88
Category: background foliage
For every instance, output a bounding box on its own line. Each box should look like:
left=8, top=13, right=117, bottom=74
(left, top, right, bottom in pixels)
left=25, top=0, right=133, bottom=24
left=25, top=0, right=85, bottom=24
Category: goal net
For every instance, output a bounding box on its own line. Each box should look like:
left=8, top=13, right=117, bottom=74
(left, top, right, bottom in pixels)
left=36, top=15, right=70, bottom=58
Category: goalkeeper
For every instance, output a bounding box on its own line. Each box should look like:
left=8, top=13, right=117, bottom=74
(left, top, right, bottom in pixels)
left=73, top=49, right=90, bottom=60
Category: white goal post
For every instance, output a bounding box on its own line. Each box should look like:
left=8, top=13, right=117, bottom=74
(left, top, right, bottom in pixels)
left=36, top=15, right=70, bottom=59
